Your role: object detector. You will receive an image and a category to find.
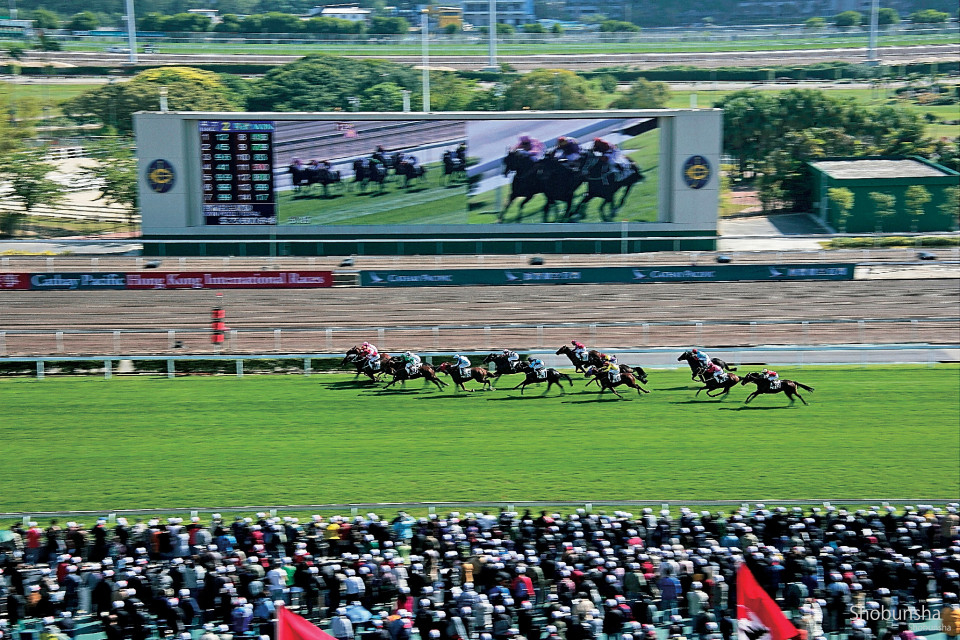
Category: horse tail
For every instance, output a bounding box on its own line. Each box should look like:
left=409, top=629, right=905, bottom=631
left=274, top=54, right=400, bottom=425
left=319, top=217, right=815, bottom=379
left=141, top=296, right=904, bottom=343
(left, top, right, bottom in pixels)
left=794, top=382, right=815, bottom=392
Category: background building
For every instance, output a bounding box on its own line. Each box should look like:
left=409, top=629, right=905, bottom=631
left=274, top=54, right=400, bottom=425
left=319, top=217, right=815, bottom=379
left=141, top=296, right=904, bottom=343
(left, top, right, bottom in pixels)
left=810, top=156, right=959, bottom=233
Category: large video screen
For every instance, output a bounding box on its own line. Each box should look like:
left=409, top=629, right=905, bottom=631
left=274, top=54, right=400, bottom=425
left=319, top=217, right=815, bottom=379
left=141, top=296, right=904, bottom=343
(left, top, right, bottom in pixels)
left=197, top=117, right=659, bottom=226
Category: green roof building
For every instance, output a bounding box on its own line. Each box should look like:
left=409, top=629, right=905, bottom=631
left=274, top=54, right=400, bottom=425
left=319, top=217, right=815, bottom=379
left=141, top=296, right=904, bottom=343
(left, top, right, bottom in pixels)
left=809, top=156, right=959, bottom=233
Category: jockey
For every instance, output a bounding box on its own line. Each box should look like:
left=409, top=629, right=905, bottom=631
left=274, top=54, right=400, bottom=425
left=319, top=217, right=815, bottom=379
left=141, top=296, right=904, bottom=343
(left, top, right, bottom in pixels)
left=571, top=340, right=587, bottom=362
left=453, top=354, right=471, bottom=377
left=289, top=157, right=304, bottom=171
left=704, top=361, right=725, bottom=384
left=601, top=360, right=620, bottom=383
left=553, top=136, right=581, bottom=163
left=592, top=137, right=628, bottom=180
left=601, top=352, right=618, bottom=366
left=528, top=356, right=546, bottom=378
left=691, top=348, right=710, bottom=367
left=401, top=351, right=421, bottom=376
left=762, top=368, right=780, bottom=387
left=362, top=342, right=379, bottom=369
left=502, top=348, right=520, bottom=370
left=512, top=135, right=545, bottom=162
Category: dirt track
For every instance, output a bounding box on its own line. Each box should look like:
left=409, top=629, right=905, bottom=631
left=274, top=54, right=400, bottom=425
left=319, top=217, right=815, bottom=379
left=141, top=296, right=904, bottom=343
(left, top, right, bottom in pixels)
left=2, top=278, right=957, bottom=356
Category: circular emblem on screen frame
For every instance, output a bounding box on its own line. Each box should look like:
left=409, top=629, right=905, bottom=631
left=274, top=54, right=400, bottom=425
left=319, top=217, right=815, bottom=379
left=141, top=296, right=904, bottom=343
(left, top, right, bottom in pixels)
left=682, top=155, right=711, bottom=189
left=146, top=159, right=176, bottom=193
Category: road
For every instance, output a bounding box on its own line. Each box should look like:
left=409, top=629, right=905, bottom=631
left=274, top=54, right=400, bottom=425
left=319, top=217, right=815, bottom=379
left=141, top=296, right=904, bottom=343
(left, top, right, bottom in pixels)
left=28, top=43, right=960, bottom=72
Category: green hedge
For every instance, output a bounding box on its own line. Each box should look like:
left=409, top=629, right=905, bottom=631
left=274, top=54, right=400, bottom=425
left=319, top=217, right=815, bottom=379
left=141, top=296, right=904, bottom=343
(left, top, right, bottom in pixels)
left=823, top=236, right=960, bottom=249
left=579, top=61, right=960, bottom=83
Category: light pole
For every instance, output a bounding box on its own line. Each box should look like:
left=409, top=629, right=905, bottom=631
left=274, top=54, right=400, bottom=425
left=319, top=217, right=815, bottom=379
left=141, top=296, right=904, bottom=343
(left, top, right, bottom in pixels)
left=421, top=9, right=430, bottom=112
left=867, top=0, right=880, bottom=66
left=125, top=0, right=138, bottom=65
left=485, top=0, right=498, bottom=71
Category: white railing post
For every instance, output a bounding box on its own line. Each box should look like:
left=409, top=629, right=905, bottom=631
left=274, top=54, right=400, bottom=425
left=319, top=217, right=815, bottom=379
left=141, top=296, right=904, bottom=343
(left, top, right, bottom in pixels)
left=377, top=327, right=385, bottom=349
left=167, top=359, right=175, bottom=379
left=168, top=330, right=176, bottom=350
left=104, top=359, right=112, bottom=379
left=113, top=330, right=121, bottom=354
left=858, top=320, right=865, bottom=343
left=56, top=331, right=64, bottom=353
left=230, top=329, right=238, bottom=350
left=304, top=358, right=311, bottom=377
left=484, top=326, right=491, bottom=350
left=274, top=329, right=282, bottom=352
left=325, top=328, right=333, bottom=352
left=642, top=323, right=649, bottom=346
left=236, top=359, right=243, bottom=378
left=0, top=331, right=5, bottom=356
left=695, top=322, right=703, bottom=345
left=37, top=361, right=45, bottom=380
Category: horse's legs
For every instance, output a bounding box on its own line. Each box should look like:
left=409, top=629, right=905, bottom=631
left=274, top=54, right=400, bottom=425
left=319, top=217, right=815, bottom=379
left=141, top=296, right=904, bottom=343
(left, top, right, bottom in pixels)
left=696, top=387, right=705, bottom=397
left=745, top=391, right=758, bottom=404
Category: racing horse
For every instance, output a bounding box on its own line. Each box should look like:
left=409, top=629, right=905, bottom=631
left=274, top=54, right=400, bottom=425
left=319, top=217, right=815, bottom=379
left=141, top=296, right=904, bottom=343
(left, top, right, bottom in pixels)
left=569, top=153, right=644, bottom=222
left=677, top=351, right=738, bottom=382
left=510, top=364, right=572, bottom=395
left=341, top=345, right=391, bottom=382
left=740, top=371, right=814, bottom=405
left=380, top=360, right=447, bottom=391
left=352, top=158, right=387, bottom=193
left=288, top=163, right=341, bottom=197
left=585, top=363, right=648, bottom=387
left=481, top=353, right=526, bottom=383
left=584, top=366, right=650, bottom=399
left=440, top=150, right=466, bottom=185
left=436, top=361, right=494, bottom=392
left=555, top=345, right=594, bottom=373
left=500, top=152, right=582, bottom=223
left=694, top=372, right=741, bottom=399
left=395, top=159, right=427, bottom=188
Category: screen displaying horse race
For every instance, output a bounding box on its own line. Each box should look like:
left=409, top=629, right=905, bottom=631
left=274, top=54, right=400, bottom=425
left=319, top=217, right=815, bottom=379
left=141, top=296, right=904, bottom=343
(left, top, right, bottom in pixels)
left=197, top=116, right=660, bottom=226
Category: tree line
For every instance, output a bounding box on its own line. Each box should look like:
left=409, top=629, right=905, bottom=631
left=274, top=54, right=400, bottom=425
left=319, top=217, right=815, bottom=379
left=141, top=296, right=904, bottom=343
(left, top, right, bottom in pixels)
left=715, top=88, right=959, bottom=214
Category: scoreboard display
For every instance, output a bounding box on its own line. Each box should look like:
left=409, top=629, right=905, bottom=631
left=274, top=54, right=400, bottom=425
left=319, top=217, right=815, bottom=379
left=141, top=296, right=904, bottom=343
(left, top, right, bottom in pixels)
left=199, top=120, right=276, bottom=225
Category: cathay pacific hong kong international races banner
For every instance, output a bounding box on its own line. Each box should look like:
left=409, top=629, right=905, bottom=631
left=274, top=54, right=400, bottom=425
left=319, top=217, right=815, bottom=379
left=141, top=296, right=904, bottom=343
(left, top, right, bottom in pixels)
left=359, top=264, right=855, bottom=287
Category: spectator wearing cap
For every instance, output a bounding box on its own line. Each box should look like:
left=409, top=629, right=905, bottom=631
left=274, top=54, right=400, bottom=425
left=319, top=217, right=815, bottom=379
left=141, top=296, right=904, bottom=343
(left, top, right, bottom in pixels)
left=657, top=570, right=680, bottom=619
left=332, top=607, right=354, bottom=640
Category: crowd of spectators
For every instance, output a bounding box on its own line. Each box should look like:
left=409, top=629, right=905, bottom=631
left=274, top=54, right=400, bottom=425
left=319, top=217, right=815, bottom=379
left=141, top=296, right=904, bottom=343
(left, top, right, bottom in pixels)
left=1, top=504, right=958, bottom=640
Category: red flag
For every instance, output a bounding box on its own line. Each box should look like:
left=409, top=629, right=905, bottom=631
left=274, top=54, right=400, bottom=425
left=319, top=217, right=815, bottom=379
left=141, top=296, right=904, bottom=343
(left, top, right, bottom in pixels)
left=737, top=564, right=799, bottom=640
left=277, top=606, right=338, bottom=640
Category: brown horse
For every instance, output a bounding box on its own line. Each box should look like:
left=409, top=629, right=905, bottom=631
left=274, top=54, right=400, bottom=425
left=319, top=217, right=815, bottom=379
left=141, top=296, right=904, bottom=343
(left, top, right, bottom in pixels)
left=695, top=372, right=741, bottom=398
left=740, top=371, right=814, bottom=405
left=436, top=361, right=493, bottom=391
left=381, top=360, right=447, bottom=391
left=584, top=366, right=650, bottom=399
left=511, top=365, right=573, bottom=395
left=677, top=351, right=738, bottom=382
left=341, top=345, right=392, bottom=382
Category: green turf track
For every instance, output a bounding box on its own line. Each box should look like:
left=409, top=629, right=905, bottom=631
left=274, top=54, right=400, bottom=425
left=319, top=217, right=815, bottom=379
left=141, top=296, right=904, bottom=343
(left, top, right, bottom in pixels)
left=2, top=364, right=957, bottom=513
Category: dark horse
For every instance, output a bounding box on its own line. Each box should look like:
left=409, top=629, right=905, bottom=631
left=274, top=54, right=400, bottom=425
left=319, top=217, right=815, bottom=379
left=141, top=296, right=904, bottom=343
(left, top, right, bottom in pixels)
left=677, top=351, right=738, bottom=382
left=352, top=158, right=387, bottom=193
left=740, top=371, right=815, bottom=405
left=436, top=362, right=494, bottom=391
left=555, top=345, right=594, bottom=373
left=440, top=150, right=466, bottom=185
left=481, top=353, right=525, bottom=382
left=569, top=153, right=644, bottom=222
left=586, top=363, right=648, bottom=387
left=395, top=160, right=426, bottom=187
left=380, top=360, right=447, bottom=391
left=341, top=346, right=391, bottom=382
left=288, top=164, right=341, bottom=197
left=511, top=365, right=572, bottom=395
left=500, top=152, right=582, bottom=223
left=583, top=366, right=650, bottom=398
left=694, top=372, right=741, bottom=399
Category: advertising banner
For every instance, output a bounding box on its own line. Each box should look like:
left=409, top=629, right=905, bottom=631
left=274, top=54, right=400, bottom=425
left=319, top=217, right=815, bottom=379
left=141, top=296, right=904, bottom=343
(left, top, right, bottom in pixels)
left=0, top=273, right=30, bottom=290
left=124, top=271, right=333, bottom=290
left=360, top=264, right=855, bottom=287
left=28, top=273, right=128, bottom=291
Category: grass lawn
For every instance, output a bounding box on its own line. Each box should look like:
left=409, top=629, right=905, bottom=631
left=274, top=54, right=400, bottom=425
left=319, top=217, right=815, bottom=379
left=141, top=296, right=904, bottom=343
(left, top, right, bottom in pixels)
left=1, top=364, right=956, bottom=514
left=45, top=31, right=959, bottom=57
left=0, top=82, right=101, bottom=116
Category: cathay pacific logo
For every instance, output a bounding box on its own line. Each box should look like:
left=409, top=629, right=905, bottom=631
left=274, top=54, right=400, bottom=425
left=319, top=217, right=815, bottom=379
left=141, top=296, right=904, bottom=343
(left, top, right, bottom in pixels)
left=505, top=271, right=519, bottom=281
left=768, top=267, right=783, bottom=278
left=369, top=272, right=385, bottom=283
left=632, top=269, right=646, bottom=279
